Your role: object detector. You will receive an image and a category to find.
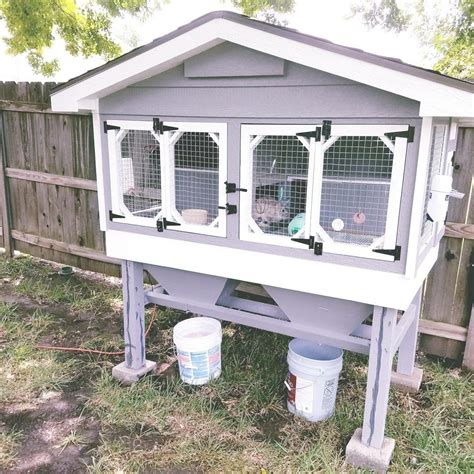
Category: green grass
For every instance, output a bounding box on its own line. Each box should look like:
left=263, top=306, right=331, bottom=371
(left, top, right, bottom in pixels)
left=0, top=302, right=79, bottom=404
left=0, top=428, right=23, bottom=470
left=1, top=255, right=473, bottom=472
left=0, top=254, right=121, bottom=315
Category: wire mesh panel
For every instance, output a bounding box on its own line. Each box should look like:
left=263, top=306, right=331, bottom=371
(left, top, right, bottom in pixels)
left=173, top=131, right=220, bottom=227
left=251, top=135, right=309, bottom=236
left=119, top=129, right=162, bottom=219
left=319, top=136, right=393, bottom=247
left=421, top=125, right=446, bottom=237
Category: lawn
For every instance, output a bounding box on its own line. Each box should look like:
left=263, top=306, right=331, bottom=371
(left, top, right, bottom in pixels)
left=0, top=255, right=472, bottom=472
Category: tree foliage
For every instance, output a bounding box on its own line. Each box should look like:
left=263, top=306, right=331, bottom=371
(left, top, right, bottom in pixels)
left=351, top=0, right=473, bottom=79
left=0, top=0, right=294, bottom=76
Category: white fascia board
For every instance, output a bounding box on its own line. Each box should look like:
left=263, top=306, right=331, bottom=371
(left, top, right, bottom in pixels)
left=51, top=18, right=474, bottom=117
left=214, top=20, right=473, bottom=117
left=51, top=21, right=225, bottom=112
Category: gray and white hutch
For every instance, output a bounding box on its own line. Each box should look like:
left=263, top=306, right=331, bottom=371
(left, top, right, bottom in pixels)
left=51, top=11, right=474, bottom=470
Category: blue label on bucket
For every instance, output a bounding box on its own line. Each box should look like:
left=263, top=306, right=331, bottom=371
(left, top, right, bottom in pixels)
left=177, top=344, right=221, bottom=384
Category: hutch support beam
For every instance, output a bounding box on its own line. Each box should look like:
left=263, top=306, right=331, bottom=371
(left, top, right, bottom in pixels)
left=145, top=286, right=371, bottom=354
left=112, top=261, right=156, bottom=384
left=346, top=306, right=397, bottom=470
left=391, top=290, right=424, bottom=393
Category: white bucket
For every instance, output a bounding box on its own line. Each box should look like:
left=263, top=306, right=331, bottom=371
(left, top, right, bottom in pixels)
left=286, top=339, right=343, bottom=422
left=182, top=209, right=208, bottom=225
left=173, top=317, right=222, bottom=385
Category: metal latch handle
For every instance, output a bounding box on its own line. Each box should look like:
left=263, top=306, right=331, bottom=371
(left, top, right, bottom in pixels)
left=218, top=204, right=237, bottom=215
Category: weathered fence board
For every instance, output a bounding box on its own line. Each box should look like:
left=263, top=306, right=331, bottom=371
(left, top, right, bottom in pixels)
left=421, top=127, right=474, bottom=362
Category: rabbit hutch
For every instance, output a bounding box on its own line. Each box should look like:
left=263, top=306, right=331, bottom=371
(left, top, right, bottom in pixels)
left=51, top=11, right=474, bottom=470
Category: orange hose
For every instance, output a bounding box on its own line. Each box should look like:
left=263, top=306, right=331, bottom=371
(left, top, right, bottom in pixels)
left=35, top=308, right=157, bottom=356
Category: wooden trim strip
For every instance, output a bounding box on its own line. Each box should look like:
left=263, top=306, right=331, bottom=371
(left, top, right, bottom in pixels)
left=419, top=319, right=467, bottom=342
left=5, top=168, right=97, bottom=191
left=0, top=100, right=90, bottom=116
left=444, top=222, right=474, bottom=240
left=11, top=230, right=119, bottom=265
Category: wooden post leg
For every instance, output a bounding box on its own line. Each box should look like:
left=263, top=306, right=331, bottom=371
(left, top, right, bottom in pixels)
left=346, top=306, right=396, bottom=471
left=396, top=290, right=421, bottom=375
left=362, top=306, right=397, bottom=449
left=391, top=290, right=424, bottom=393
left=112, top=260, right=156, bottom=384
left=123, top=260, right=146, bottom=369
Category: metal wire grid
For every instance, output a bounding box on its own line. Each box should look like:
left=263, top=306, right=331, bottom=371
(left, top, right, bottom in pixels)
left=174, top=132, right=220, bottom=226
left=120, top=130, right=162, bottom=218
left=252, top=135, right=309, bottom=236
left=421, top=125, right=446, bottom=236
left=321, top=136, right=393, bottom=246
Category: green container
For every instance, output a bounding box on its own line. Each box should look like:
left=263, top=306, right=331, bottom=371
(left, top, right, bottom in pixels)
left=288, top=213, right=306, bottom=236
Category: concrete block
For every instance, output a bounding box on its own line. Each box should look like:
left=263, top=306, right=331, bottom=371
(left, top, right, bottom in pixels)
left=346, top=428, right=395, bottom=473
left=391, top=367, right=423, bottom=394
left=112, top=360, right=157, bottom=385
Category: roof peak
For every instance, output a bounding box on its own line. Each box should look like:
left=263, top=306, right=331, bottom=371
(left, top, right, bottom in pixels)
left=52, top=10, right=474, bottom=96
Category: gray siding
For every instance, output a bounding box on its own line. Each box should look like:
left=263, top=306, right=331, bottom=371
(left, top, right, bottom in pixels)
left=100, top=44, right=420, bottom=118
left=184, top=42, right=285, bottom=77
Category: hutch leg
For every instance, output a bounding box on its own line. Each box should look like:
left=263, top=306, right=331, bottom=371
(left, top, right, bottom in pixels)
left=346, top=306, right=397, bottom=472
left=391, top=290, right=423, bottom=393
left=112, top=260, right=156, bottom=384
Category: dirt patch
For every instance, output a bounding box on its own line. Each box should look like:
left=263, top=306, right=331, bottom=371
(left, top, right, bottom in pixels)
left=1, top=390, right=100, bottom=473
left=0, top=279, right=118, bottom=472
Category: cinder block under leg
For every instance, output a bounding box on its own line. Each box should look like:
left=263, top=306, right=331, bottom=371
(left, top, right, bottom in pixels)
left=112, top=360, right=157, bottom=385
left=346, top=427, right=395, bottom=473
left=391, top=367, right=423, bottom=394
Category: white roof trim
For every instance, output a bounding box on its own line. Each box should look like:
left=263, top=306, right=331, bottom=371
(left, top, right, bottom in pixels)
left=51, top=17, right=474, bottom=117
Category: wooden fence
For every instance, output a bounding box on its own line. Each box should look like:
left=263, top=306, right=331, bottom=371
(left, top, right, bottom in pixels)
left=421, top=126, right=474, bottom=368
left=0, top=82, right=119, bottom=276
left=0, top=82, right=472, bottom=367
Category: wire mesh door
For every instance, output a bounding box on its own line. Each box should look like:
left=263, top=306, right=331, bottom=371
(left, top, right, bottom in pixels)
left=162, top=122, right=227, bottom=237
left=240, top=125, right=317, bottom=247
left=310, top=124, right=409, bottom=260
left=107, top=120, right=163, bottom=227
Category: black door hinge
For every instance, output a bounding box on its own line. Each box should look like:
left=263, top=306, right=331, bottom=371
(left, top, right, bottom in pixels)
left=153, top=117, right=179, bottom=135
left=291, top=235, right=323, bottom=255
left=218, top=203, right=237, bottom=215
left=296, top=127, right=321, bottom=141
left=291, top=235, right=315, bottom=249
left=104, top=121, right=120, bottom=133
left=109, top=210, right=125, bottom=221
left=156, top=218, right=181, bottom=232
left=296, top=121, right=332, bottom=142
left=225, top=182, right=247, bottom=194
left=372, top=245, right=401, bottom=260
left=322, top=120, right=332, bottom=140
left=385, top=126, right=415, bottom=143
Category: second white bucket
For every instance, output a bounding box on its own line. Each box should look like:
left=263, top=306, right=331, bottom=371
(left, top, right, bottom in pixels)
left=286, top=339, right=343, bottom=422
left=173, top=317, right=222, bottom=385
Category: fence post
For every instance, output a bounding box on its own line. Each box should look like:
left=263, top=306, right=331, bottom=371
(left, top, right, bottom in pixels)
left=0, top=110, right=13, bottom=256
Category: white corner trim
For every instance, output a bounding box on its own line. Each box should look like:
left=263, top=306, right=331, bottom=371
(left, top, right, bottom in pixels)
left=405, top=117, right=433, bottom=279
left=50, top=18, right=473, bottom=117
left=92, top=105, right=107, bottom=231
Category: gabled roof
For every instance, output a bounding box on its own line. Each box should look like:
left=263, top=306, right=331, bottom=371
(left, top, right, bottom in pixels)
left=51, top=10, right=474, bottom=117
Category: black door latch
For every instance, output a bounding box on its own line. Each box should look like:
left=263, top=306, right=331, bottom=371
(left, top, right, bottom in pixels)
left=218, top=204, right=237, bottom=215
